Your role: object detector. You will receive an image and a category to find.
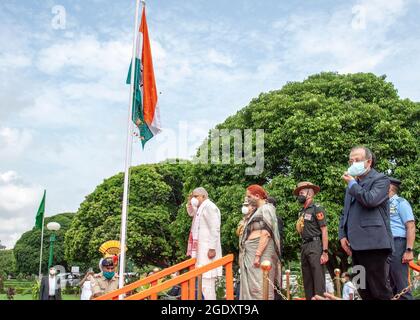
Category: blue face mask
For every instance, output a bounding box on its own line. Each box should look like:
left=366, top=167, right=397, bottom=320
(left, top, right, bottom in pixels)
left=103, top=271, right=115, bottom=280
left=347, top=161, right=367, bottom=177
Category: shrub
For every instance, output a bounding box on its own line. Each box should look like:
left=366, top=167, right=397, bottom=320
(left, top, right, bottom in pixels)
left=32, top=281, right=40, bottom=300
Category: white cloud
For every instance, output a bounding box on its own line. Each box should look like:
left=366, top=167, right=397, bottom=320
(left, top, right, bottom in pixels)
left=0, top=171, right=18, bottom=183
left=0, top=184, right=41, bottom=212
left=0, top=127, right=33, bottom=159
left=0, top=217, right=27, bottom=233
left=355, top=0, right=407, bottom=27
left=36, top=34, right=131, bottom=79
left=59, top=81, right=126, bottom=104
left=19, top=91, right=80, bottom=128
left=23, top=34, right=142, bottom=130
left=0, top=53, right=32, bottom=70
left=207, top=49, right=235, bottom=67
left=0, top=219, right=33, bottom=249
left=273, top=0, right=409, bottom=74
left=0, top=169, right=43, bottom=248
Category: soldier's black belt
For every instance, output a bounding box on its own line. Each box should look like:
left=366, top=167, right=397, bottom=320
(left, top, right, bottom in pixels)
left=302, top=236, right=321, bottom=244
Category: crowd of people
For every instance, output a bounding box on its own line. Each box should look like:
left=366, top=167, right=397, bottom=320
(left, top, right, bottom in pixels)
left=38, top=145, right=416, bottom=301
left=185, top=145, right=416, bottom=300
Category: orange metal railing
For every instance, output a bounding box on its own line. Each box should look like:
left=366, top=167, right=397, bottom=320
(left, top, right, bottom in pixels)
left=94, top=258, right=196, bottom=300
left=124, top=254, right=234, bottom=300
left=409, top=260, right=420, bottom=272
left=94, top=254, right=234, bottom=301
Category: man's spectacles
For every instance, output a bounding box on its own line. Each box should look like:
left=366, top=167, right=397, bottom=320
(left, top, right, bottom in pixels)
left=348, top=159, right=367, bottom=165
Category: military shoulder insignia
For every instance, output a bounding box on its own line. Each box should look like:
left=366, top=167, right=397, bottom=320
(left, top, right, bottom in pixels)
left=316, top=212, right=324, bottom=220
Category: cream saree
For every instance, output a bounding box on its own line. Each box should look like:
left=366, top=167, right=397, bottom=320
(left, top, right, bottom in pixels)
left=239, top=203, right=280, bottom=300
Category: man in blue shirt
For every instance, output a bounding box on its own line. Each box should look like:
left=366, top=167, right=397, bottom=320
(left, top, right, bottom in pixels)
left=388, top=177, right=416, bottom=300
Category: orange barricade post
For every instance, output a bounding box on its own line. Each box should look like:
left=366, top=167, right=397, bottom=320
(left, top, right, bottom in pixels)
left=197, top=274, right=203, bottom=300
left=261, top=260, right=272, bottom=300
left=181, top=281, right=189, bottom=300
left=285, top=269, right=291, bottom=300
left=188, top=265, right=195, bottom=300
left=150, top=279, right=158, bottom=300
left=225, top=260, right=234, bottom=300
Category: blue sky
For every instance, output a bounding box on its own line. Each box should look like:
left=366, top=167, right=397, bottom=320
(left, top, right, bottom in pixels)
left=1, top=0, right=420, bottom=248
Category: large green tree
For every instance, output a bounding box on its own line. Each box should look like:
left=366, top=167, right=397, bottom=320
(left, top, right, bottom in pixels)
left=64, top=163, right=188, bottom=271
left=174, top=72, right=419, bottom=274
left=0, top=249, right=17, bottom=276
left=14, top=213, right=74, bottom=275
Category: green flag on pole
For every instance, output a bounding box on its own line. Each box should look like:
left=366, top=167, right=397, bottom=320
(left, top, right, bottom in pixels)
left=35, top=190, right=46, bottom=229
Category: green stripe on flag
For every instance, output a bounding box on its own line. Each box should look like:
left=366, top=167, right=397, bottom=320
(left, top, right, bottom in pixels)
left=35, top=190, right=45, bottom=229
left=127, top=59, right=154, bottom=148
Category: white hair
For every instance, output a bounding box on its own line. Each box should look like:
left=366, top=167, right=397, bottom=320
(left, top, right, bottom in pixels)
left=193, top=187, right=208, bottom=198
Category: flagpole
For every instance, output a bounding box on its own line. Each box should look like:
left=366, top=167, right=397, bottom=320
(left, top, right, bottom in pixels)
left=118, top=0, right=141, bottom=294
left=38, top=190, right=46, bottom=280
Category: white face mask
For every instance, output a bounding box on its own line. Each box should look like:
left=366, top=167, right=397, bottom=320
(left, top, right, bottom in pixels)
left=348, top=160, right=368, bottom=177
left=191, top=197, right=199, bottom=208
left=241, top=206, right=249, bottom=215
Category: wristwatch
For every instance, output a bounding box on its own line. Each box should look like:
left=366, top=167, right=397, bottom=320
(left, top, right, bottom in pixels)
left=405, top=248, right=413, bottom=252
left=323, top=249, right=328, bottom=253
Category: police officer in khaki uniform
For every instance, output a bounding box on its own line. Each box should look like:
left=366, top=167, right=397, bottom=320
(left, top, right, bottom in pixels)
left=294, top=181, right=329, bottom=300
left=91, top=257, right=119, bottom=299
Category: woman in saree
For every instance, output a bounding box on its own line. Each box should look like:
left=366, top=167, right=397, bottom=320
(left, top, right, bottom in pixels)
left=239, top=184, right=281, bottom=300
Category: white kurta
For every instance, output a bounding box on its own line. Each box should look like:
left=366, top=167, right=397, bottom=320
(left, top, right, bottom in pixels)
left=81, top=278, right=93, bottom=300
left=196, top=199, right=223, bottom=279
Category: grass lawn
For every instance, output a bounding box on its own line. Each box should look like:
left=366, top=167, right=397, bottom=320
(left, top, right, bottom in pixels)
left=0, top=294, right=80, bottom=300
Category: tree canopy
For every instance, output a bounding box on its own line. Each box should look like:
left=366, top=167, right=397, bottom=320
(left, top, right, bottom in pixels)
left=14, top=213, right=74, bottom=275
left=0, top=249, right=17, bottom=276
left=64, top=163, right=188, bottom=271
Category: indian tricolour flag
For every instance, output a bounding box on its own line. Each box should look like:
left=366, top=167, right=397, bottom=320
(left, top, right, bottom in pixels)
left=127, top=7, right=161, bottom=148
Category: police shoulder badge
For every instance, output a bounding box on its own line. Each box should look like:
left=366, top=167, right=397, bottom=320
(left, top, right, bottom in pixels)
left=316, top=212, right=324, bottom=220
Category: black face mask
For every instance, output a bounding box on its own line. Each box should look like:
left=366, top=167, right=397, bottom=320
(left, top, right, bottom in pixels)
left=297, top=195, right=307, bottom=204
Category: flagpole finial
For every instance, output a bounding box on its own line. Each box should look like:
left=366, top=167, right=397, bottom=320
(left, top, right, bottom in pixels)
left=141, top=0, right=146, bottom=7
